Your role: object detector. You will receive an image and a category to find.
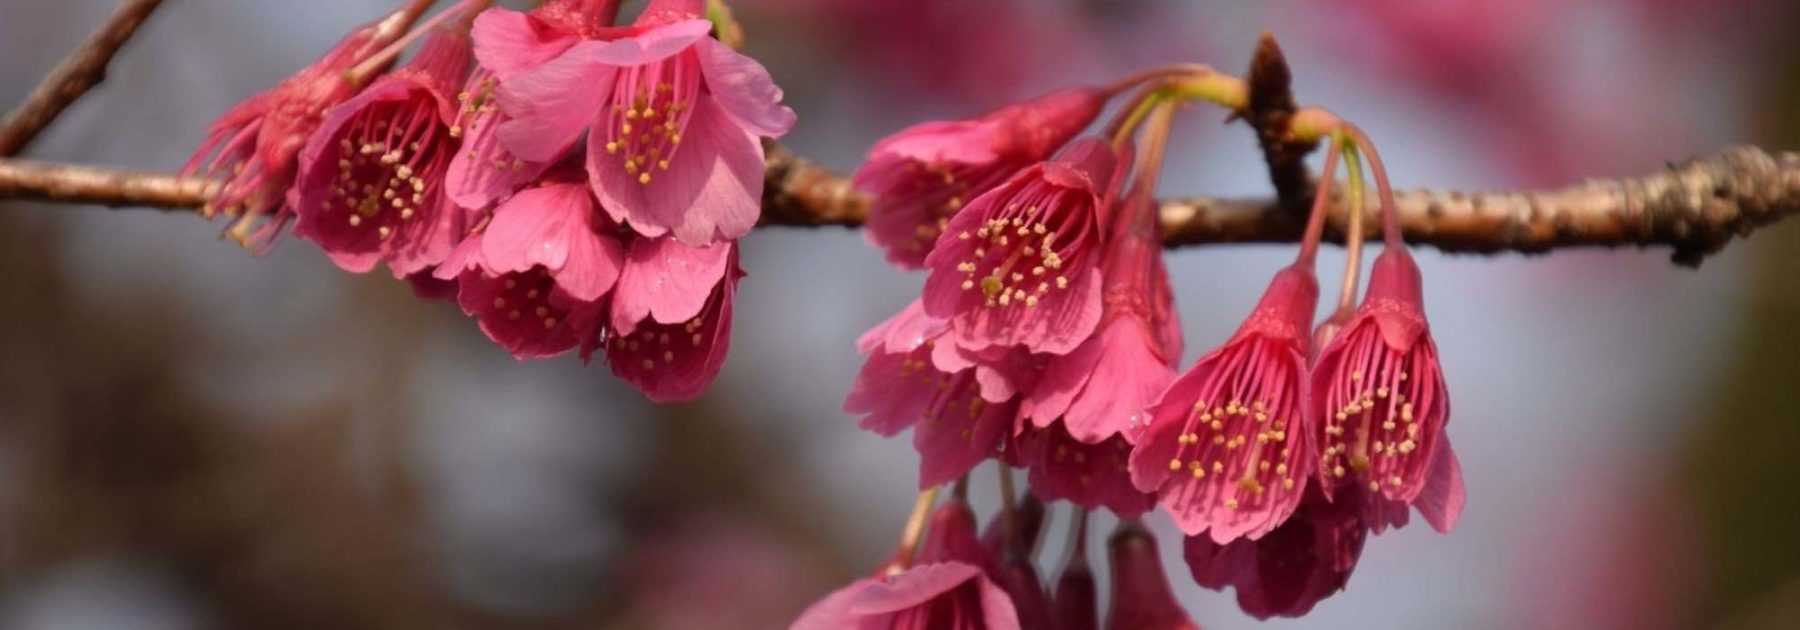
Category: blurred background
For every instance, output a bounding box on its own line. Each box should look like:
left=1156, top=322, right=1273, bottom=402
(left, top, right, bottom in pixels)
left=2, top=0, right=1798, bottom=628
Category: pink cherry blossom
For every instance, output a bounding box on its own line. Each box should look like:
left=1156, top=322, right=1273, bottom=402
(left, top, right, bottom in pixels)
left=1129, top=265, right=1320, bottom=543
left=492, top=0, right=796, bottom=245
left=1023, top=189, right=1180, bottom=443
left=186, top=2, right=428, bottom=250
left=1016, top=425, right=1154, bottom=518
left=793, top=496, right=1019, bottom=630
left=1105, top=524, right=1201, bottom=630
left=452, top=0, right=624, bottom=209
left=605, top=240, right=740, bottom=402
left=479, top=178, right=626, bottom=303
left=293, top=31, right=471, bottom=277
left=1311, top=249, right=1463, bottom=533
left=854, top=87, right=1109, bottom=268
left=921, top=138, right=1123, bottom=355
left=843, top=301, right=1040, bottom=487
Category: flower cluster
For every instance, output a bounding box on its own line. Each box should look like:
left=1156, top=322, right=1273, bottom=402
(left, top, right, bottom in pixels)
left=189, top=0, right=793, bottom=402
left=824, top=76, right=1462, bottom=624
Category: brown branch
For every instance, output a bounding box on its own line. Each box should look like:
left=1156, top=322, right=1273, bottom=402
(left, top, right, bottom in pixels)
left=0, top=159, right=215, bottom=210
left=1242, top=33, right=1316, bottom=214
left=1, top=146, right=1795, bottom=266
left=0, top=0, right=166, bottom=157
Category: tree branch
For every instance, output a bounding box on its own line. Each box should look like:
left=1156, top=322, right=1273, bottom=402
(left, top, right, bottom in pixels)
left=1, top=146, right=1794, bottom=266
left=0, top=0, right=166, bottom=157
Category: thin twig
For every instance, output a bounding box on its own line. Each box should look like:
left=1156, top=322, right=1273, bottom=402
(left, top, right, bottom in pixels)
left=1, top=146, right=1795, bottom=266
left=0, top=0, right=166, bottom=157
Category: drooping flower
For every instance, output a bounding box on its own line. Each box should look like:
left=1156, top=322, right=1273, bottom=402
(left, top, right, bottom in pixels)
left=494, top=0, right=796, bottom=245
left=186, top=2, right=432, bottom=250
left=293, top=30, right=472, bottom=276
left=451, top=0, right=625, bottom=209
left=479, top=177, right=627, bottom=303
left=433, top=177, right=622, bottom=359
left=1023, top=187, right=1180, bottom=442
left=921, top=138, right=1123, bottom=355
left=1015, top=425, right=1154, bottom=518
left=1129, top=265, right=1319, bottom=543
left=854, top=87, right=1109, bottom=268
left=606, top=239, right=741, bottom=402
left=791, top=497, right=1020, bottom=630
left=1183, top=483, right=1391, bottom=620
left=1310, top=248, right=1463, bottom=533
left=1105, top=523, right=1201, bottom=630
left=978, top=494, right=1045, bottom=562
left=843, top=301, right=1039, bottom=487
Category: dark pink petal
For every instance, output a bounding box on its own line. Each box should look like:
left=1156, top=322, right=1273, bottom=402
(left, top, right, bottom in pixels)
left=1415, top=440, right=1465, bottom=533
left=1020, top=427, right=1154, bottom=517
left=610, top=236, right=732, bottom=334
left=458, top=268, right=604, bottom=359
left=844, top=347, right=939, bottom=437
left=1106, top=526, right=1200, bottom=630
left=913, top=386, right=1014, bottom=488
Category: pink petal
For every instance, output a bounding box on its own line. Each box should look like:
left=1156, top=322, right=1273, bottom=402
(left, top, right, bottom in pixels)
left=976, top=574, right=1025, bottom=630
left=790, top=578, right=874, bottom=630
left=471, top=8, right=582, bottom=80
left=1061, top=321, right=1173, bottom=443
left=854, top=300, right=946, bottom=356
left=1416, top=440, right=1466, bottom=533
left=865, top=120, right=999, bottom=165
left=914, top=392, right=1012, bottom=488
left=480, top=183, right=601, bottom=279
left=386, top=190, right=467, bottom=278
left=592, top=96, right=763, bottom=245
left=606, top=264, right=737, bottom=402
left=693, top=37, right=795, bottom=137
left=843, top=349, right=936, bottom=437
left=496, top=53, right=616, bottom=163
left=564, top=19, right=711, bottom=66
left=610, top=236, right=732, bottom=334
left=1024, top=333, right=1104, bottom=429
left=846, top=563, right=983, bottom=616
left=554, top=219, right=626, bottom=302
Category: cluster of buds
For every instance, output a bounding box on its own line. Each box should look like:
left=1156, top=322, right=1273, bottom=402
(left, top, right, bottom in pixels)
left=828, top=65, right=1461, bottom=625
left=187, top=0, right=794, bottom=402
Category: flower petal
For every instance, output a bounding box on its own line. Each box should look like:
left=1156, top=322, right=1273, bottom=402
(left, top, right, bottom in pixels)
left=496, top=53, right=616, bottom=163
left=610, top=236, right=732, bottom=334
left=693, top=37, right=795, bottom=137
left=471, top=8, right=581, bottom=80
left=481, top=183, right=596, bottom=275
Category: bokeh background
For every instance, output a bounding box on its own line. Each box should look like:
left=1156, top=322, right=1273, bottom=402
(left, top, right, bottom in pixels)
left=3, top=1, right=1799, bottom=628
